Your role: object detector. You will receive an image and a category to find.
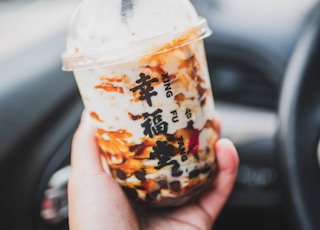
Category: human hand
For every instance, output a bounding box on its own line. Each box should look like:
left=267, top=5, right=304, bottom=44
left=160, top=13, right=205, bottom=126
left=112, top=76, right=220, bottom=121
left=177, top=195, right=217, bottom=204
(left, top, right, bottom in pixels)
left=68, top=111, right=239, bottom=230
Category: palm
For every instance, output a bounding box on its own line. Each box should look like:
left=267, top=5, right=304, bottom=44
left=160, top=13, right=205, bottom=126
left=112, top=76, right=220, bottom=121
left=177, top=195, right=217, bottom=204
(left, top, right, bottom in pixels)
left=138, top=203, right=212, bottom=230
left=134, top=176, right=229, bottom=230
left=68, top=113, right=238, bottom=230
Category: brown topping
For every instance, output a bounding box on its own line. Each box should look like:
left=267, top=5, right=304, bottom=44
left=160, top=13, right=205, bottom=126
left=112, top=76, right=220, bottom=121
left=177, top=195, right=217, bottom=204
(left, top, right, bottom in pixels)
left=157, top=180, right=169, bottom=189
left=170, top=181, right=181, bottom=193
left=97, top=129, right=132, bottom=140
left=140, top=179, right=161, bottom=193
left=90, top=112, right=103, bottom=122
left=96, top=128, right=133, bottom=159
left=176, top=72, right=191, bottom=91
left=129, top=144, right=145, bottom=156
left=200, top=165, right=212, bottom=174
left=174, top=93, right=196, bottom=107
left=179, top=54, right=195, bottom=70
left=129, top=139, right=157, bottom=159
left=146, top=190, right=160, bottom=202
left=99, top=76, right=123, bottom=82
left=94, top=75, right=125, bottom=94
left=134, top=185, right=146, bottom=190
left=123, top=74, right=131, bottom=84
left=197, top=85, right=208, bottom=106
left=174, top=93, right=185, bottom=102
left=205, top=146, right=210, bottom=155
left=116, top=169, right=127, bottom=180
left=109, top=159, right=144, bottom=178
left=128, top=112, right=143, bottom=121
left=204, top=119, right=215, bottom=129
left=171, top=163, right=183, bottom=177
left=145, top=65, right=166, bottom=76
left=95, top=82, right=124, bottom=94
left=122, top=187, right=138, bottom=200
left=134, top=170, right=146, bottom=182
left=189, top=169, right=200, bottom=179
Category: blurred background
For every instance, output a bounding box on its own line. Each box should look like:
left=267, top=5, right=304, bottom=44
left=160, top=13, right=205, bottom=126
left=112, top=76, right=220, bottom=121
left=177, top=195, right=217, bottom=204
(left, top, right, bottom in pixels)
left=0, top=0, right=319, bottom=229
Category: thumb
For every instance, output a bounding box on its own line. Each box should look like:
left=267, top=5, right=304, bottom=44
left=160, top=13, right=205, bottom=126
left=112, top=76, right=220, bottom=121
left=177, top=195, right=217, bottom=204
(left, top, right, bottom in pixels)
left=199, top=138, right=239, bottom=223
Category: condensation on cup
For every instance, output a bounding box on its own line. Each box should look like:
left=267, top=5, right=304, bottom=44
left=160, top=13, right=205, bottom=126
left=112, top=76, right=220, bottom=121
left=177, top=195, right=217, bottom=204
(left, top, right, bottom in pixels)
left=62, top=0, right=219, bottom=207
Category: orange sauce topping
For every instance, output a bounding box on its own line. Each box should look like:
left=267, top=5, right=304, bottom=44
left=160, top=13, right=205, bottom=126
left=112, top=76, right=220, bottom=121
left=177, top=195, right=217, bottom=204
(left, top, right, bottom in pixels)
left=95, top=83, right=124, bottom=94
left=90, top=111, right=103, bottom=122
left=95, top=76, right=125, bottom=94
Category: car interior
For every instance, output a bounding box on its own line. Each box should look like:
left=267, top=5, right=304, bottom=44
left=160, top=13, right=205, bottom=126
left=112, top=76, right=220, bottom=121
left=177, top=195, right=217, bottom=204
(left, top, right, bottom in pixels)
left=0, top=0, right=319, bottom=229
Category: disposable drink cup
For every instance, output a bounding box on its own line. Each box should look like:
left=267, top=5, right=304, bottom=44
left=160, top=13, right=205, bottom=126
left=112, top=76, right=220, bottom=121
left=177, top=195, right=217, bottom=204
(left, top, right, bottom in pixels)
left=62, top=0, right=219, bottom=207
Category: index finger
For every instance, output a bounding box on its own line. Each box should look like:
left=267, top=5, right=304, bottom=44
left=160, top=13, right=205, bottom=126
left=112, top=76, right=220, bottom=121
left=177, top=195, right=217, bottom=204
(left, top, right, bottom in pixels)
left=70, top=111, right=106, bottom=177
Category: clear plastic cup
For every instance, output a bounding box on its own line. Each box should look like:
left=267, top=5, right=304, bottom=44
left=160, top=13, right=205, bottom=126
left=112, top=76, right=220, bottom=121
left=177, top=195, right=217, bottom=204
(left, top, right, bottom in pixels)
left=62, top=0, right=219, bottom=207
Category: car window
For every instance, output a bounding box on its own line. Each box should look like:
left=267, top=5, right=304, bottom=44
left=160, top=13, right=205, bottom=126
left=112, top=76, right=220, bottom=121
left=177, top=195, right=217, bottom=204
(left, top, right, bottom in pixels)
left=0, top=0, right=79, bottom=93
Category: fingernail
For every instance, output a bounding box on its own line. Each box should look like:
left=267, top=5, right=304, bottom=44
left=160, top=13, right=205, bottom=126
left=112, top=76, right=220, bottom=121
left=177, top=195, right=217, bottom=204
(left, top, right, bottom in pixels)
left=217, top=138, right=237, bottom=152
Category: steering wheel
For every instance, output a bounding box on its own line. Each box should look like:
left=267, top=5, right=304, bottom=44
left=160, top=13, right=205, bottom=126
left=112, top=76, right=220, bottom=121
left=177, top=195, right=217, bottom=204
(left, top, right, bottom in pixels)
left=277, top=4, right=320, bottom=230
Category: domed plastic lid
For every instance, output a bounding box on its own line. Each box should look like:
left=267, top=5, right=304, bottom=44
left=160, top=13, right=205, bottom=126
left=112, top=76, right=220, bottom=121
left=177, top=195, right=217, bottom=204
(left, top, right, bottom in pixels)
left=62, top=0, right=212, bottom=71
